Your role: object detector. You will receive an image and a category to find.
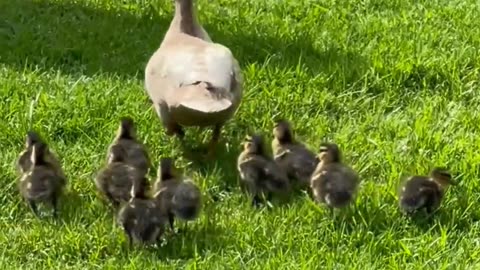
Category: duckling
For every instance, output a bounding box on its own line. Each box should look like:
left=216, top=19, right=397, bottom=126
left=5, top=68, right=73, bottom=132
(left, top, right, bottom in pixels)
left=95, top=144, right=149, bottom=208
left=144, top=0, right=243, bottom=157
left=152, top=157, right=202, bottom=232
left=271, top=119, right=318, bottom=189
left=398, top=167, right=455, bottom=215
left=18, top=141, right=66, bottom=217
left=310, top=142, right=359, bottom=208
left=17, top=130, right=66, bottom=180
left=107, top=117, right=150, bottom=176
left=117, top=185, right=167, bottom=247
left=237, top=134, right=290, bottom=207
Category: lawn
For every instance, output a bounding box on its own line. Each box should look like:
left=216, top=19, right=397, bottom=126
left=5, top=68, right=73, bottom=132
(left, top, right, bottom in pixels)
left=1, top=0, right=480, bottom=268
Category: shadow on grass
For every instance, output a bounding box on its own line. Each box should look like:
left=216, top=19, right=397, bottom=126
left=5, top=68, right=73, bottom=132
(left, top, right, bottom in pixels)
left=0, top=0, right=370, bottom=81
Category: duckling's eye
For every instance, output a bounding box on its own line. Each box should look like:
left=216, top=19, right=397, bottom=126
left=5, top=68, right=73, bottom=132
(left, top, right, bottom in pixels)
left=319, top=147, right=329, bottom=153
left=439, top=172, right=452, bottom=178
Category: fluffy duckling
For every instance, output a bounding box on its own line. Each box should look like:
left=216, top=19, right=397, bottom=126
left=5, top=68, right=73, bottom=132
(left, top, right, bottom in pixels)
left=398, top=167, right=455, bottom=215
left=310, top=142, right=359, bottom=208
left=18, top=141, right=66, bottom=217
left=117, top=185, right=167, bottom=247
left=152, top=157, right=202, bottom=232
left=17, top=130, right=66, bottom=180
left=107, top=117, right=150, bottom=176
left=237, top=134, right=290, bottom=206
left=271, top=119, right=318, bottom=189
left=95, top=144, right=149, bottom=208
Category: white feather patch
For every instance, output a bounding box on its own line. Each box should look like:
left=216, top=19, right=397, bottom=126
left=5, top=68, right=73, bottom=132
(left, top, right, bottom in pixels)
left=180, top=98, right=232, bottom=113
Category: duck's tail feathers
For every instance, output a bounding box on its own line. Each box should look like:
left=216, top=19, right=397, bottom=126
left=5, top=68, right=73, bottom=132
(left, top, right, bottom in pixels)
left=172, top=180, right=201, bottom=220
left=175, top=81, right=233, bottom=113
left=325, top=191, right=353, bottom=208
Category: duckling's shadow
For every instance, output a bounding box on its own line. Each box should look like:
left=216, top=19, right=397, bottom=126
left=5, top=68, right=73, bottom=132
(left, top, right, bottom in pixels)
left=142, top=222, right=225, bottom=260
left=179, top=135, right=243, bottom=192
left=59, top=190, right=111, bottom=226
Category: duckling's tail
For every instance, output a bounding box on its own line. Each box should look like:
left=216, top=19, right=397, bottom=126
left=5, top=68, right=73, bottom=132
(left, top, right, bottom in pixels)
left=25, top=176, right=55, bottom=201
left=400, top=195, right=427, bottom=213
left=325, top=191, right=353, bottom=208
left=171, top=180, right=202, bottom=221
left=175, top=81, right=234, bottom=113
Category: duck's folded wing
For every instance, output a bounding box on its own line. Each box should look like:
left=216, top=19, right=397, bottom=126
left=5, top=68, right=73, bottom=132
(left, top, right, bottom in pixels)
left=161, top=43, right=237, bottom=90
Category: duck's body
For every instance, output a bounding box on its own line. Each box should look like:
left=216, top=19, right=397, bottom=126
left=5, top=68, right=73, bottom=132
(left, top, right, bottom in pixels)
left=18, top=141, right=66, bottom=217
left=152, top=158, right=202, bottom=231
left=117, top=191, right=167, bottom=246
left=398, top=168, right=454, bottom=215
left=237, top=134, right=290, bottom=206
left=107, top=117, right=150, bottom=176
left=272, top=120, right=318, bottom=188
left=145, top=0, right=243, bottom=153
left=95, top=162, right=149, bottom=208
left=310, top=143, right=359, bottom=208
left=96, top=142, right=149, bottom=208
left=17, top=131, right=66, bottom=182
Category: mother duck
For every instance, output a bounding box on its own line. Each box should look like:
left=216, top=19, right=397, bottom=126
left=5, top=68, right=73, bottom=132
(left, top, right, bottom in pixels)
left=145, top=0, right=243, bottom=156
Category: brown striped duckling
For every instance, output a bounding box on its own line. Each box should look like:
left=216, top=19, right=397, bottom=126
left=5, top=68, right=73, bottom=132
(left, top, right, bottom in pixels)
left=237, top=134, right=290, bottom=207
left=398, top=167, right=456, bottom=215
left=107, top=117, right=151, bottom=176
left=17, top=130, right=66, bottom=180
left=152, top=157, right=202, bottom=232
left=18, top=141, right=67, bottom=217
left=271, top=119, right=318, bottom=189
left=117, top=185, right=167, bottom=247
left=95, top=144, right=149, bottom=208
left=310, top=142, right=359, bottom=208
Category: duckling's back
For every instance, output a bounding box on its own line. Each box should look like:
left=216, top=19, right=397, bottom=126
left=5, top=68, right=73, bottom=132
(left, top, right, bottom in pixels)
left=110, top=140, right=150, bottom=176
left=96, top=162, right=147, bottom=204
left=399, top=176, right=442, bottom=213
left=17, top=148, right=65, bottom=180
left=117, top=198, right=166, bottom=244
left=311, top=164, right=358, bottom=208
left=20, top=166, right=60, bottom=201
left=274, top=144, right=318, bottom=186
left=238, top=154, right=289, bottom=194
left=171, top=180, right=201, bottom=221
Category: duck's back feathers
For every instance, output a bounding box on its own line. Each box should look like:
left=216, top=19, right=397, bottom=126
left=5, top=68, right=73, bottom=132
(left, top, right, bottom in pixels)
left=95, top=162, right=148, bottom=206
left=19, top=167, right=60, bottom=201
left=399, top=176, right=442, bottom=213
left=238, top=155, right=290, bottom=194
left=311, top=163, right=359, bottom=208
left=108, top=140, right=150, bottom=176
left=274, top=144, right=318, bottom=186
left=117, top=198, right=166, bottom=244
left=171, top=179, right=201, bottom=220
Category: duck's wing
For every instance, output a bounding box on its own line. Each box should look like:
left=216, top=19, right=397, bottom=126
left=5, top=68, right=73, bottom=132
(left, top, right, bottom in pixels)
left=146, top=36, right=242, bottom=112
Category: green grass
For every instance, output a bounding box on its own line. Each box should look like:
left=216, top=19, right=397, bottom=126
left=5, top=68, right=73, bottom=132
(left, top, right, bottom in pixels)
left=1, top=0, right=480, bottom=268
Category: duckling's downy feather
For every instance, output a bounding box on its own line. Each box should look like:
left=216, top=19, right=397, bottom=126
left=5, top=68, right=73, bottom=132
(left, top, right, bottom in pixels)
left=399, top=176, right=443, bottom=213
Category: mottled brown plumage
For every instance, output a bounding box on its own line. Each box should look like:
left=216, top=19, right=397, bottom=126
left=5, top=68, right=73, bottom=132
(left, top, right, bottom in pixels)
left=398, top=167, right=455, bottom=215
left=117, top=186, right=167, bottom=247
left=271, top=119, right=318, bottom=189
left=237, top=134, right=290, bottom=207
left=152, top=157, right=202, bottom=232
left=96, top=144, right=149, bottom=208
left=17, top=130, right=66, bottom=182
left=310, top=142, right=359, bottom=208
left=18, top=141, right=66, bottom=217
left=107, top=117, right=151, bottom=176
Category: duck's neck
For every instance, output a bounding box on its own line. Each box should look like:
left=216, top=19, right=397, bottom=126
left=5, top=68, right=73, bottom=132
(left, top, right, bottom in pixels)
left=173, top=0, right=199, bottom=36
